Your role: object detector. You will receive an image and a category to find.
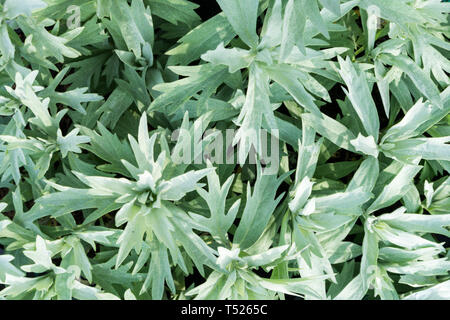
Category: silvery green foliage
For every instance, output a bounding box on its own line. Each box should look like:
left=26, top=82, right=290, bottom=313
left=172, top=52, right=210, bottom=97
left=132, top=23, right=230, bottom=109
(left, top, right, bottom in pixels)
left=0, top=0, right=449, bottom=300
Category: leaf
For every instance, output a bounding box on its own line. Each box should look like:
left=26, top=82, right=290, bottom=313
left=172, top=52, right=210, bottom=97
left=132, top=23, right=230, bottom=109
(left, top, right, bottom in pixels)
left=243, top=245, right=289, bottom=267
left=79, top=122, right=135, bottom=176
left=379, top=211, right=450, bottom=237
left=6, top=71, right=54, bottom=130
left=110, top=0, right=154, bottom=61
left=359, top=0, right=425, bottom=25
left=346, top=157, right=379, bottom=193
left=264, top=64, right=322, bottom=117
left=403, top=280, right=450, bottom=300
left=374, top=223, right=444, bottom=251
left=312, top=187, right=372, bottom=214
left=0, top=24, right=15, bottom=61
left=149, top=64, right=228, bottom=114
left=159, top=168, right=214, bottom=201
left=360, top=219, right=379, bottom=293
left=301, top=113, right=357, bottom=152
left=57, top=128, right=90, bottom=158
left=141, top=243, right=175, bottom=299
left=289, top=177, right=314, bottom=215
left=146, top=0, right=200, bottom=26
left=319, top=0, right=341, bottom=16
left=167, top=13, right=235, bottom=66
left=3, top=0, right=47, bottom=19
left=0, top=255, right=25, bottom=282
left=18, top=17, right=81, bottom=62
left=338, top=56, right=380, bottom=141
left=116, top=207, right=147, bottom=268
left=201, top=42, right=252, bottom=73
left=258, top=273, right=330, bottom=299
left=379, top=246, right=442, bottom=264
left=217, top=0, right=259, bottom=48
left=260, top=0, right=283, bottom=49
left=294, top=122, right=322, bottom=183
left=27, top=188, right=116, bottom=223
left=22, top=236, right=54, bottom=272
left=97, top=87, right=134, bottom=129
left=191, top=167, right=240, bottom=243
left=382, top=88, right=450, bottom=143
left=50, top=87, right=103, bottom=114
left=234, top=64, right=276, bottom=162
left=171, top=212, right=219, bottom=275
left=384, top=258, right=450, bottom=277
left=279, top=0, right=306, bottom=59
left=334, top=274, right=365, bottom=300
left=303, top=0, right=329, bottom=39
left=382, top=137, right=450, bottom=163
left=350, top=134, right=379, bottom=158
left=367, top=163, right=422, bottom=214
left=378, top=54, right=442, bottom=109
left=234, top=169, right=286, bottom=249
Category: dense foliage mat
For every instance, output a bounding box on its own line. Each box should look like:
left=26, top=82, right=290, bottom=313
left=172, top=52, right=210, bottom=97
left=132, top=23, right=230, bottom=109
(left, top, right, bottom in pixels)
left=0, top=0, right=449, bottom=300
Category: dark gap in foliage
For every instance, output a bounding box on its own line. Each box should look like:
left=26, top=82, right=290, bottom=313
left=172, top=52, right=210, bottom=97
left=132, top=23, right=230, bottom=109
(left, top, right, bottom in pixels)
left=2, top=210, right=15, bottom=221
left=191, top=0, right=222, bottom=21
left=72, top=210, right=85, bottom=225
left=187, top=58, right=201, bottom=67
left=343, top=231, right=357, bottom=244
left=374, top=35, right=390, bottom=48
left=49, top=68, right=59, bottom=79
left=372, top=203, right=405, bottom=217
left=256, top=16, right=264, bottom=37
left=354, top=48, right=365, bottom=60
left=434, top=234, right=450, bottom=248
left=418, top=161, right=445, bottom=184
left=277, top=180, right=291, bottom=200
left=99, top=212, right=117, bottom=229
left=353, top=9, right=363, bottom=29
left=276, top=102, right=294, bottom=118
left=372, top=85, right=389, bottom=130
left=321, top=84, right=346, bottom=119
left=184, top=266, right=205, bottom=289
left=218, top=82, right=238, bottom=102
left=328, top=148, right=358, bottom=165
left=14, top=28, right=25, bottom=42
left=344, top=220, right=363, bottom=245
left=0, top=188, right=9, bottom=201
left=228, top=220, right=237, bottom=242
left=52, top=257, right=62, bottom=266
left=38, top=216, right=60, bottom=227
left=59, top=111, right=73, bottom=136
left=58, top=66, right=76, bottom=86
left=25, top=271, right=49, bottom=279
left=240, top=163, right=256, bottom=184
left=253, top=267, right=271, bottom=278
left=23, top=199, right=35, bottom=211
left=87, top=247, right=96, bottom=259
